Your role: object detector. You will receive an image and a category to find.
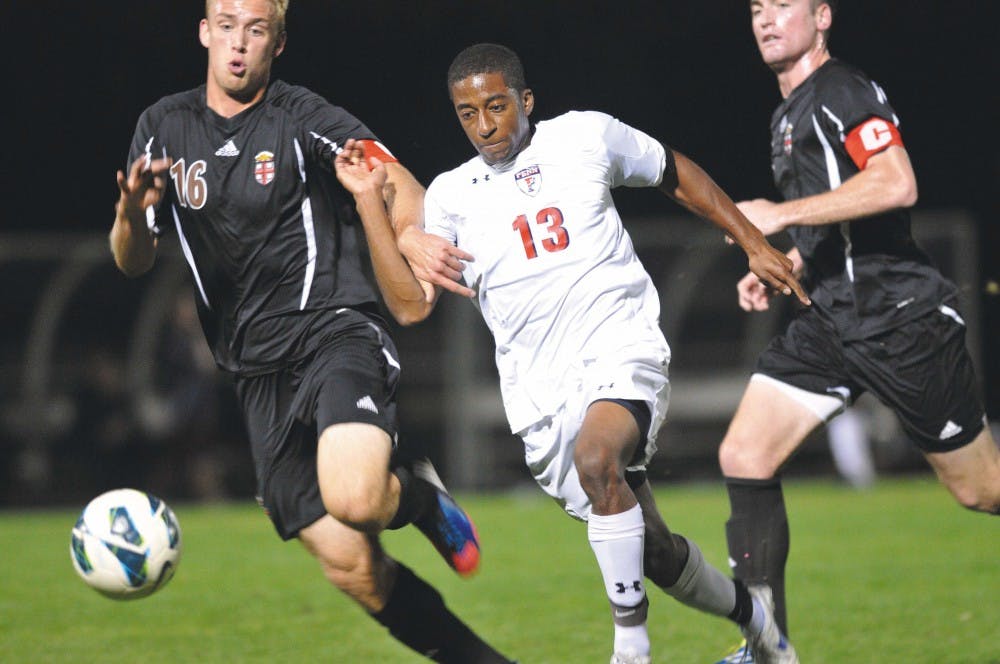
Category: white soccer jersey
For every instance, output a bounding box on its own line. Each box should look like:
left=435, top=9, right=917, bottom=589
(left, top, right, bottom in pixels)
left=425, top=111, right=671, bottom=433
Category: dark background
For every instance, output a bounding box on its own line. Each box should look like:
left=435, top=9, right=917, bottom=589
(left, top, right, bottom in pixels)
left=0, top=1, right=996, bottom=502
left=5, top=2, right=998, bottom=225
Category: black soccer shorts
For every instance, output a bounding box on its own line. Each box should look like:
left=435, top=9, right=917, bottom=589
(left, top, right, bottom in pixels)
left=756, top=303, right=985, bottom=453
left=235, top=309, right=401, bottom=540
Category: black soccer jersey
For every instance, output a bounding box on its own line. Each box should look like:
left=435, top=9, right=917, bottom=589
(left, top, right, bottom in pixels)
left=127, top=80, right=385, bottom=375
left=770, top=59, right=956, bottom=340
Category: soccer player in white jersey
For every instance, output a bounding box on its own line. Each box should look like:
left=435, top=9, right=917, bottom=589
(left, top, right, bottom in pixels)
left=334, top=43, right=807, bottom=664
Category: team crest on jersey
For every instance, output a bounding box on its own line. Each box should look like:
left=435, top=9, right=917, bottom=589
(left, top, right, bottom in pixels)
left=254, top=151, right=276, bottom=185
left=514, top=165, right=542, bottom=196
left=781, top=118, right=794, bottom=156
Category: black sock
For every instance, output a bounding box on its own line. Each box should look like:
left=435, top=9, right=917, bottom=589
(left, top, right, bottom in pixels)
left=386, top=465, right=434, bottom=530
left=727, top=577, right=755, bottom=626
left=725, top=476, right=789, bottom=634
left=371, top=564, right=512, bottom=663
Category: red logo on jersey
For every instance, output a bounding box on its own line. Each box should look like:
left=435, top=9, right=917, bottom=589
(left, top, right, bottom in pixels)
left=783, top=122, right=794, bottom=156
left=515, top=165, right=542, bottom=196
left=254, top=151, right=276, bottom=185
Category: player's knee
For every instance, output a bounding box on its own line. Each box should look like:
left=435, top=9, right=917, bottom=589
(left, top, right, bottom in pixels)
left=574, top=446, right=623, bottom=499
left=950, top=482, right=1000, bottom=515
left=322, top=489, right=385, bottom=534
left=718, top=432, right=778, bottom=478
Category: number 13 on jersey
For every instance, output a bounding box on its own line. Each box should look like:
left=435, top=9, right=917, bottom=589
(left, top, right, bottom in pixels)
left=512, top=207, right=569, bottom=259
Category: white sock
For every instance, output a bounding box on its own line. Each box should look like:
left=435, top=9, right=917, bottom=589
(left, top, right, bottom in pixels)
left=589, top=503, right=649, bottom=656
left=828, top=409, right=876, bottom=488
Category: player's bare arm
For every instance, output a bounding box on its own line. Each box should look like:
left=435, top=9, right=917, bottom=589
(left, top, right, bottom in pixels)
left=660, top=149, right=810, bottom=306
left=381, top=160, right=425, bottom=235
left=334, top=140, right=434, bottom=326
left=110, top=155, right=171, bottom=277
left=737, top=144, right=917, bottom=234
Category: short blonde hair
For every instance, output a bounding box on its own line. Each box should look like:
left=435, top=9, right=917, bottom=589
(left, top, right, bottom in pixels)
left=205, top=0, right=289, bottom=34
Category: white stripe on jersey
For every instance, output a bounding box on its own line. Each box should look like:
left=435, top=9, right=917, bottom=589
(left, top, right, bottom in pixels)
left=811, top=113, right=854, bottom=282
left=172, top=204, right=211, bottom=309
left=309, top=131, right=340, bottom=154
left=820, top=105, right=846, bottom=142
left=293, top=138, right=317, bottom=310
left=811, top=113, right=842, bottom=189
left=869, top=80, right=900, bottom=124
left=143, top=140, right=160, bottom=233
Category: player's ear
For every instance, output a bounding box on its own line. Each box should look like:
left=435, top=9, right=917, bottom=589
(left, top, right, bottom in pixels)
left=199, top=19, right=211, bottom=49
left=273, top=31, right=287, bottom=58
left=815, top=3, right=832, bottom=31
left=522, top=88, right=534, bottom=117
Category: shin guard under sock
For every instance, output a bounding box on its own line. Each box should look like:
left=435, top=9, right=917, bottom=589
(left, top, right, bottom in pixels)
left=724, top=476, right=789, bottom=634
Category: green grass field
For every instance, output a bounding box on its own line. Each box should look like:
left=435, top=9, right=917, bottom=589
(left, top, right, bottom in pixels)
left=1, top=477, right=997, bottom=663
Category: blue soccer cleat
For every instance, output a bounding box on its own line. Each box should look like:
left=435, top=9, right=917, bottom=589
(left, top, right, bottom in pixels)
left=412, top=459, right=481, bottom=577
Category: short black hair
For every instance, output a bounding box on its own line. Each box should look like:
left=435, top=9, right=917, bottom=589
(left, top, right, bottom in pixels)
left=447, top=43, right=527, bottom=94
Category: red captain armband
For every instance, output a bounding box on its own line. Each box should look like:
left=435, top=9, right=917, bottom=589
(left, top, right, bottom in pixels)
left=357, top=139, right=399, bottom=170
left=844, top=117, right=904, bottom=169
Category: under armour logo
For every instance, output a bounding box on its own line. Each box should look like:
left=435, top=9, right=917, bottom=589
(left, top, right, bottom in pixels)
left=615, top=580, right=642, bottom=594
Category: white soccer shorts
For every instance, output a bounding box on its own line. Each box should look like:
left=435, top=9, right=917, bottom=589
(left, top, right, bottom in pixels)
left=518, top=343, right=671, bottom=521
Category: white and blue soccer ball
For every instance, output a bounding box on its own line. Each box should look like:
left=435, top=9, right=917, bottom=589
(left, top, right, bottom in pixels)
left=70, top=488, right=182, bottom=600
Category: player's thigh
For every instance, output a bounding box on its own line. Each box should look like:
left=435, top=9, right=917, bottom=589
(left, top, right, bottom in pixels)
left=721, top=311, right=850, bottom=477
left=720, top=378, right=827, bottom=477
left=317, top=422, right=394, bottom=507
left=579, top=344, right=670, bottom=471
left=923, top=427, right=1000, bottom=511
left=298, top=513, right=392, bottom=610
left=308, top=320, right=401, bottom=518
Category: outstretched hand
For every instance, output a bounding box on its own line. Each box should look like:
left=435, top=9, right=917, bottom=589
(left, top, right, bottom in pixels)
left=334, top=138, right=387, bottom=197
left=398, top=226, right=476, bottom=299
left=116, top=155, right=172, bottom=220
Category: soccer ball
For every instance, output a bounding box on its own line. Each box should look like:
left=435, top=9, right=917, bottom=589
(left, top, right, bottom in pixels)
left=70, top=488, right=182, bottom=600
